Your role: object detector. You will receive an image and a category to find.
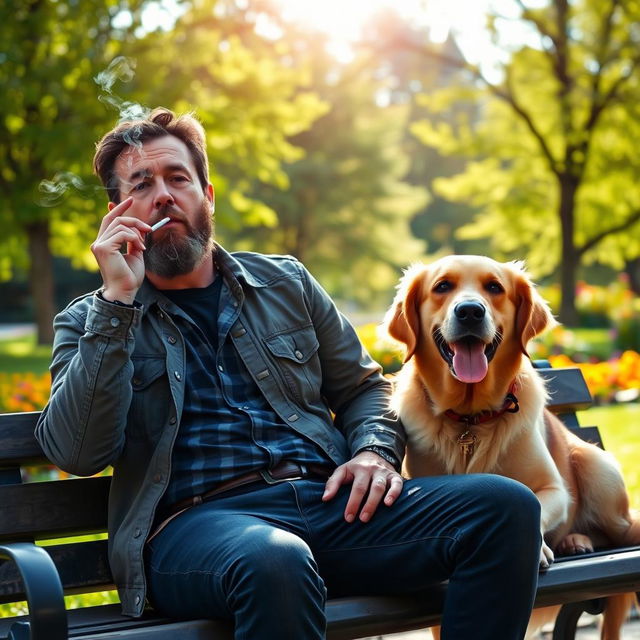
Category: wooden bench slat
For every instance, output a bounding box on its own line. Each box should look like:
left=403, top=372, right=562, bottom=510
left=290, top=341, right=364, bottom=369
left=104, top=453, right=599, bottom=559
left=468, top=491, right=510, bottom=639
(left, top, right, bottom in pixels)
left=536, top=367, right=593, bottom=412
left=0, top=477, right=109, bottom=540
left=0, top=411, right=45, bottom=466
left=0, top=539, right=112, bottom=602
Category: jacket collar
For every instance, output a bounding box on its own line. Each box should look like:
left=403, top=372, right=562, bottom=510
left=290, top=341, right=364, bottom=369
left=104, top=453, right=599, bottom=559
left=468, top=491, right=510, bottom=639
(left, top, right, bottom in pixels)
left=135, top=242, right=267, bottom=310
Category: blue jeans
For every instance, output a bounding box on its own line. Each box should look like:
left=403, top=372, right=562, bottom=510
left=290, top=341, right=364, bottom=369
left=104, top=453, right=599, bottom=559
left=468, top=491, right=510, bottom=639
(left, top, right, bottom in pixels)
left=145, top=474, right=541, bottom=640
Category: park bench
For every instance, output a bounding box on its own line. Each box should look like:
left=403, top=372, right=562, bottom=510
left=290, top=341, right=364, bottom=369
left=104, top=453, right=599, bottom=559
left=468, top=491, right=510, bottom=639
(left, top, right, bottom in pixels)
left=0, top=362, right=639, bottom=640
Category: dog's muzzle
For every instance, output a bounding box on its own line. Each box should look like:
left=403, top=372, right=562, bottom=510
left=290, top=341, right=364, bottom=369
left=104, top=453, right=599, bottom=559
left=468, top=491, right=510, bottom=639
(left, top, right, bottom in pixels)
left=434, top=301, right=502, bottom=383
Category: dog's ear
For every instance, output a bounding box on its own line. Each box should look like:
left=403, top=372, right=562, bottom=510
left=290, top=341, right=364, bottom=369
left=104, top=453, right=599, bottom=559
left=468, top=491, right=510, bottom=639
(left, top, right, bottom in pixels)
left=512, top=263, right=557, bottom=356
left=385, top=266, right=426, bottom=363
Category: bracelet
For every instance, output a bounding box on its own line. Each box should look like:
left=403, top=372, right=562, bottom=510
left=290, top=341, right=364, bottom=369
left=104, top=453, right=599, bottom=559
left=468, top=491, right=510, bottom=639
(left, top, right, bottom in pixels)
left=357, top=446, right=401, bottom=470
left=96, top=289, right=135, bottom=308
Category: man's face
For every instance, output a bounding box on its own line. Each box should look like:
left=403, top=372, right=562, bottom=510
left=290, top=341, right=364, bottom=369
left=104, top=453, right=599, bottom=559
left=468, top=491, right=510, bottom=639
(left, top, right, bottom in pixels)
left=113, top=135, right=214, bottom=278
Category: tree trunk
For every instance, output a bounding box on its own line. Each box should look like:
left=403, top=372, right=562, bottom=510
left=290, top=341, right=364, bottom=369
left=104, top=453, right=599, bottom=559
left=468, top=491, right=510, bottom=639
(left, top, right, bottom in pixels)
left=557, top=174, right=580, bottom=326
left=624, top=257, right=640, bottom=295
left=26, top=220, right=55, bottom=345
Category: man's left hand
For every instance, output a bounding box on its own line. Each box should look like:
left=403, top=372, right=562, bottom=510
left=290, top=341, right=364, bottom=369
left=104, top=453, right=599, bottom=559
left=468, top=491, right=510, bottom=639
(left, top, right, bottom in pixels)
left=322, top=451, right=404, bottom=523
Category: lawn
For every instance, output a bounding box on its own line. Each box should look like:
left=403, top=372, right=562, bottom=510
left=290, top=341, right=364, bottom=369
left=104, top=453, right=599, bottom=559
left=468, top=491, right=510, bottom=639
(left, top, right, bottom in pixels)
left=0, top=334, right=52, bottom=375
left=578, top=403, right=640, bottom=512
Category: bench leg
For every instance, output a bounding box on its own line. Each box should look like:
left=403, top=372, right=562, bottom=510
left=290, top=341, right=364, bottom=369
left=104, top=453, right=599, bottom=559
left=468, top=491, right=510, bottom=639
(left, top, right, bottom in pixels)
left=551, top=599, right=605, bottom=640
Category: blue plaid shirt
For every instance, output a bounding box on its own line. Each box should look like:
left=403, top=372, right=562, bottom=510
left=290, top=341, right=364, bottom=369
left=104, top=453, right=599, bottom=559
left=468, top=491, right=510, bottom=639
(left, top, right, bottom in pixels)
left=159, top=274, right=330, bottom=509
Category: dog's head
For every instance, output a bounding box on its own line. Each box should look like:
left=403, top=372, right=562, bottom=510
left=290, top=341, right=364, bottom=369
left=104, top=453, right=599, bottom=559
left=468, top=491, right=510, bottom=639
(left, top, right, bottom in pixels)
left=384, top=255, right=556, bottom=385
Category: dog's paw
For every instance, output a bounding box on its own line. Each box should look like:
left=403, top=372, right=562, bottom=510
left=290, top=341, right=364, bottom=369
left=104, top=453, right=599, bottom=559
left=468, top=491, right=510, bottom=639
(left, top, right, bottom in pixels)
left=556, top=533, right=594, bottom=556
left=539, top=542, right=554, bottom=570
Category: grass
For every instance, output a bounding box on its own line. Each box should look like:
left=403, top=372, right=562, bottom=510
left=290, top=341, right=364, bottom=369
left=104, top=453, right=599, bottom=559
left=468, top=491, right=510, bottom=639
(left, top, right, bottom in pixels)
left=0, top=335, right=52, bottom=375
left=578, top=403, right=640, bottom=512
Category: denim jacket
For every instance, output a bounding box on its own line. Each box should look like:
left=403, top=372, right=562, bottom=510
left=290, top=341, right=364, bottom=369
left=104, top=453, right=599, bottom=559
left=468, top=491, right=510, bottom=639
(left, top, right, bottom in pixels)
left=35, top=245, right=405, bottom=617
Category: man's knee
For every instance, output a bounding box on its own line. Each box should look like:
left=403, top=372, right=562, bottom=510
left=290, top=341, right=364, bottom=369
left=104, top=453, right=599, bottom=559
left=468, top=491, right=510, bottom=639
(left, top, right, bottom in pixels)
left=231, top=527, right=325, bottom=597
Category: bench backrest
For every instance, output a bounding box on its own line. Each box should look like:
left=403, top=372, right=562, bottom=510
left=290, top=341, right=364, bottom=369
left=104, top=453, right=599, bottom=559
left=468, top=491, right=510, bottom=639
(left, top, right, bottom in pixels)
left=0, top=364, right=597, bottom=604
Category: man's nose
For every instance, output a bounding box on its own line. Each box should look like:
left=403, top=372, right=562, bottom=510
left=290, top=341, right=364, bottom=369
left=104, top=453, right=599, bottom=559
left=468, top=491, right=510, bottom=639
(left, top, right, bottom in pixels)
left=153, top=180, right=174, bottom=208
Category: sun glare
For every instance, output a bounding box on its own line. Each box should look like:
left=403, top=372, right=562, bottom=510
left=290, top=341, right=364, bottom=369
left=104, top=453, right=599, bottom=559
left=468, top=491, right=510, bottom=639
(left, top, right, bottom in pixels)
left=272, top=0, right=508, bottom=65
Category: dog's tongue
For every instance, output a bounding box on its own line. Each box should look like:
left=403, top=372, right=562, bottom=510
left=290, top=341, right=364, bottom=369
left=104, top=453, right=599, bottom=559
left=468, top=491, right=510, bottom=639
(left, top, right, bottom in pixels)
left=452, top=340, right=488, bottom=383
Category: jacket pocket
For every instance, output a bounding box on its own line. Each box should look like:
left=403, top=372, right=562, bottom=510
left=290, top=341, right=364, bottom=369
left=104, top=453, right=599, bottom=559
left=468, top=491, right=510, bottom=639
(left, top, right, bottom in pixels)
left=128, top=356, right=168, bottom=441
left=263, top=325, right=321, bottom=403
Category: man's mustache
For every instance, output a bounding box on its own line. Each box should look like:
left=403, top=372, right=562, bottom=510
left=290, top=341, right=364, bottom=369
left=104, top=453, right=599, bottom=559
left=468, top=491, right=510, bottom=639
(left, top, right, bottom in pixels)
left=151, top=206, right=188, bottom=227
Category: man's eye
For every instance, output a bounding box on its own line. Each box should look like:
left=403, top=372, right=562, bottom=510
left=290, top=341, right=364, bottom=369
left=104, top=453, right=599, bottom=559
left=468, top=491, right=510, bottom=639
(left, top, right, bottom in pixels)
left=434, top=280, right=452, bottom=293
left=486, top=281, right=504, bottom=294
left=133, top=182, right=148, bottom=192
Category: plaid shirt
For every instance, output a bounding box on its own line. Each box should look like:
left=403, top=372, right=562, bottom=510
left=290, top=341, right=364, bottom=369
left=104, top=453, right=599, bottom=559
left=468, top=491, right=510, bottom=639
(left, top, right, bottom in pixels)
left=160, top=275, right=330, bottom=510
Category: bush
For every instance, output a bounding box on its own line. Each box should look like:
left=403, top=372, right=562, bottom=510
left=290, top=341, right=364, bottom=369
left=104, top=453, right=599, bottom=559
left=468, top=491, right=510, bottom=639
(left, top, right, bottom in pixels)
left=356, top=323, right=404, bottom=375
left=0, top=372, right=51, bottom=413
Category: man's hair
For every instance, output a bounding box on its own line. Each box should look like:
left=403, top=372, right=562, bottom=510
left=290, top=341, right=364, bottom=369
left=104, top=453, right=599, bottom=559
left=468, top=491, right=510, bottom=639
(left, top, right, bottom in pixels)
left=93, top=107, right=209, bottom=203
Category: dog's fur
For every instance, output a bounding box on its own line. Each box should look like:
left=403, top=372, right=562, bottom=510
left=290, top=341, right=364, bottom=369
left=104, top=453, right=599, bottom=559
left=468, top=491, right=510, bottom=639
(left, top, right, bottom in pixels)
left=384, top=255, right=640, bottom=639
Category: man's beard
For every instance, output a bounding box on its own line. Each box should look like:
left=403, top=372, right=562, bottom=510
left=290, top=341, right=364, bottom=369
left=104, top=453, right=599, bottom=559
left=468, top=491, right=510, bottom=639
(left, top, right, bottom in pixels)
left=144, top=198, right=213, bottom=278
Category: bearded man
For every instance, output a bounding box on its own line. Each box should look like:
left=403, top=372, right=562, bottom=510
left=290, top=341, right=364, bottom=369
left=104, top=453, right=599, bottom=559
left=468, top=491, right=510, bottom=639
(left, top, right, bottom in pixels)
left=36, top=108, right=541, bottom=640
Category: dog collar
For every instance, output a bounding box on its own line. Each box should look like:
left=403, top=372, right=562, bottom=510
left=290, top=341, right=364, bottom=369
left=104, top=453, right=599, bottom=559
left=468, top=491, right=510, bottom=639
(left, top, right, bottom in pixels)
left=443, top=383, right=520, bottom=426
left=442, top=383, right=519, bottom=465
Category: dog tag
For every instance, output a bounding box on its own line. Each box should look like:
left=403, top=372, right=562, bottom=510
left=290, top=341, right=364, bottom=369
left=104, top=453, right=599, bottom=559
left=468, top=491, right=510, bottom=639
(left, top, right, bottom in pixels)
left=457, top=430, right=477, bottom=464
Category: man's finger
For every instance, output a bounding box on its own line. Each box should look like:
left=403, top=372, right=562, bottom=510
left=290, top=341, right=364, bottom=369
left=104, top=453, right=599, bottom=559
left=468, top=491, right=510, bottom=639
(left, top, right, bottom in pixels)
left=342, top=478, right=370, bottom=523
left=322, top=466, right=348, bottom=502
left=98, top=196, right=134, bottom=236
left=358, top=475, right=389, bottom=523
left=384, top=474, right=404, bottom=506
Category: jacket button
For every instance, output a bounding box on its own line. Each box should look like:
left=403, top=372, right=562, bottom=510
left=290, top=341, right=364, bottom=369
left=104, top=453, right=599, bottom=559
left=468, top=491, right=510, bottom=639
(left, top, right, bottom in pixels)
left=174, top=371, right=182, bottom=381
left=167, top=335, right=177, bottom=344
left=135, top=595, right=141, bottom=606
left=110, top=317, right=120, bottom=328
left=169, top=416, right=177, bottom=425
left=133, top=528, right=141, bottom=538
left=294, top=350, right=303, bottom=360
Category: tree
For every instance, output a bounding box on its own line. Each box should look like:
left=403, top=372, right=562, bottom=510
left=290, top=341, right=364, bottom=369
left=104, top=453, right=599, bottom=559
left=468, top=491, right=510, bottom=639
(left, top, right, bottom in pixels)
left=0, top=0, right=325, bottom=342
left=225, top=35, right=428, bottom=309
left=406, top=0, right=640, bottom=323
left=0, top=0, right=149, bottom=343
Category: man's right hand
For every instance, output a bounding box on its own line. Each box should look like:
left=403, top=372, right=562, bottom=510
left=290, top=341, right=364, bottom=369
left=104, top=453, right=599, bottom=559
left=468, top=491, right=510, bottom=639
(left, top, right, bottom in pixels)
left=91, top=197, right=152, bottom=305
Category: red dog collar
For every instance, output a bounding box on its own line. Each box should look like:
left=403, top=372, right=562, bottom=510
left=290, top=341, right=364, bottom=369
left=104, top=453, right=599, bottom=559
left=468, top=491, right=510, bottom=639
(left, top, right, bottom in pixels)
left=444, top=383, right=520, bottom=426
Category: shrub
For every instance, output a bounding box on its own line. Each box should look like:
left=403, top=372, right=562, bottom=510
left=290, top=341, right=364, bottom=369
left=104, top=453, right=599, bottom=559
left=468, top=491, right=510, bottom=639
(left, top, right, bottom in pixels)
left=0, top=372, right=51, bottom=413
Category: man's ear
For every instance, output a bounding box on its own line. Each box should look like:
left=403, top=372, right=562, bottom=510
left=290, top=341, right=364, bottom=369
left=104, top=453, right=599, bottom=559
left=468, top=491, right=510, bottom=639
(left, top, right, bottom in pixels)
left=513, top=266, right=556, bottom=356
left=206, top=184, right=214, bottom=212
left=385, top=266, right=427, bottom=363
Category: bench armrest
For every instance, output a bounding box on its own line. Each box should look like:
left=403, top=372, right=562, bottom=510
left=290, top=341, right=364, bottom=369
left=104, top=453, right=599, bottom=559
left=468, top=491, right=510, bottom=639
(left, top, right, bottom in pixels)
left=0, top=543, right=67, bottom=640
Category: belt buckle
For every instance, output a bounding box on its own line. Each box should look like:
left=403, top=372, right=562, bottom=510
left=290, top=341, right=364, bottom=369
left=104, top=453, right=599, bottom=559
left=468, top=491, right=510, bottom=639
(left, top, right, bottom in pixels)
left=259, top=464, right=307, bottom=485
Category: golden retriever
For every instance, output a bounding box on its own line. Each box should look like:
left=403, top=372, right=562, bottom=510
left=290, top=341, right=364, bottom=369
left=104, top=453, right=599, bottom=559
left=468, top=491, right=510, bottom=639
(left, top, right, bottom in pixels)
left=384, top=255, right=639, bottom=640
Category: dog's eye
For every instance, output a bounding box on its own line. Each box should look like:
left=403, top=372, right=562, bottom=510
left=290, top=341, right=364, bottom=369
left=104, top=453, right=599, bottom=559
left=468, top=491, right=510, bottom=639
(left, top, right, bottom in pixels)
left=485, top=281, right=504, bottom=294
left=434, top=280, right=452, bottom=293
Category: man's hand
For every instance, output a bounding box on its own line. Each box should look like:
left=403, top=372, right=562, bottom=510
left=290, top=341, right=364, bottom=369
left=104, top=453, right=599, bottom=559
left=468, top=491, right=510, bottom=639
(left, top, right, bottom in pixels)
left=322, top=451, right=404, bottom=523
left=91, top=197, right=152, bottom=304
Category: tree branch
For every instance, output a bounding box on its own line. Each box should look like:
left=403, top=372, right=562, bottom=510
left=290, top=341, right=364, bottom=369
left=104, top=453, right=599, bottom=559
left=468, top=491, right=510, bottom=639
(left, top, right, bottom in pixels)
left=387, top=35, right=560, bottom=173
left=579, top=208, right=640, bottom=256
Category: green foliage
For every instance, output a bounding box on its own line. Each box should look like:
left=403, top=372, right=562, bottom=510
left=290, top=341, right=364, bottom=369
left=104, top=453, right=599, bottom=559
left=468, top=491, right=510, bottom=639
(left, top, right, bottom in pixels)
left=410, top=0, right=640, bottom=319
left=0, top=0, right=327, bottom=339
left=124, top=2, right=328, bottom=230
left=225, top=38, right=428, bottom=308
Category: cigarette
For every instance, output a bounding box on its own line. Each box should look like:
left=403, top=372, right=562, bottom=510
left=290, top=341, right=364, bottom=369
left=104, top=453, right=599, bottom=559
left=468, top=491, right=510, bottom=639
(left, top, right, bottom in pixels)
left=150, top=216, right=171, bottom=232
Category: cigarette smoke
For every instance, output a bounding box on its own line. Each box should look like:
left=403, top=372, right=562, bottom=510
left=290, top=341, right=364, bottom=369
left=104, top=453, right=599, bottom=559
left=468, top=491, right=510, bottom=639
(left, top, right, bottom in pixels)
left=94, top=56, right=150, bottom=147
left=37, top=172, right=102, bottom=207
left=36, top=57, right=150, bottom=205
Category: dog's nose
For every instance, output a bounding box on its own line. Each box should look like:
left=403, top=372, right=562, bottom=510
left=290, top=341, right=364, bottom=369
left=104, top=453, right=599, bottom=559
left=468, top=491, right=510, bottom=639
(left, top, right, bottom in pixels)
left=454, top=301, right=486, bottom=326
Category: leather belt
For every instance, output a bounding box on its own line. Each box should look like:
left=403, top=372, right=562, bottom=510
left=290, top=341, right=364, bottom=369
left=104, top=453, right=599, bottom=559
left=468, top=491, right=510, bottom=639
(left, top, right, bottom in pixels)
left=149, top=461, right=334, bottom=543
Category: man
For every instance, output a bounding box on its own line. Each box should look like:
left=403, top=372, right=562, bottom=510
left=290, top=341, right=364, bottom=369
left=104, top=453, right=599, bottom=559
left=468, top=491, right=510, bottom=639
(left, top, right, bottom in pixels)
left=36, top=107, right=541, bottom=639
